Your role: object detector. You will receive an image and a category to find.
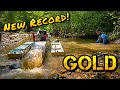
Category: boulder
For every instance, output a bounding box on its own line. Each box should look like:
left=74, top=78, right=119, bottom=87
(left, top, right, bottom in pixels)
left=114, top=38, right=120, bottom=44
left=53, top=74, right=60, bottom=79
left=23, top=49, right=43, bottom=69
left=9, top=63, right=20, bottom=70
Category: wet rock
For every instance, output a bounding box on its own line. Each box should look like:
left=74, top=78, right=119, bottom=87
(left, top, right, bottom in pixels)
left=114, top=50, right=119, bottom=54
left=75, top=69, right=81, bottom=73
left=111, top=76, right=117, bottom=79
left=1, top=33, right=29, bottom=49
left=0, top=65, right=11, bottom=75
left=118, top=65, right=120, bottom=69
left=59, top=73, right=67, bottom=78
left=95, top=72, right=109, bottom=79
left=114, top=38, right=120, bottom=44
left=67, top=72, right=72, bottom=75
left=84, top=74, right=88, bottom=78
left=0, top=60, right=21, bottom=75
left=96, top=52, right=104, bottom=57
left=91, top=75, right=95, bottom=78
left=60, top=70, right=67, bottom=74
left=76, top=76, right=81, bottom=79
left=53, top=74, right=60, bottom=79
left=95, top=73, right=102, bottom=79
left=102, top=75, right=109, bottom=79
left=113, top=50, right=120, bottom=59
left=9, top=63, right=20, bottom=70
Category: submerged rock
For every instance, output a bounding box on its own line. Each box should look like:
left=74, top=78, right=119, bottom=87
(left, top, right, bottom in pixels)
left=0, top=60, right=21, bottom=75
left=9, top=63, right=20, bottom=70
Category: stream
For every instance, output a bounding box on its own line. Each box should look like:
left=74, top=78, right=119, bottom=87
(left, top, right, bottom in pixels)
left=0, top=37, right=120, bottom=79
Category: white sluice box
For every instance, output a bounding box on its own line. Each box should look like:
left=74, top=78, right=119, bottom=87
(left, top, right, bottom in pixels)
left=51, top=41, right=65, bottom=56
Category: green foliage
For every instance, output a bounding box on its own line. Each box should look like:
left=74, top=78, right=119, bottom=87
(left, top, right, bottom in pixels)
left=108, top=11, right=120, bottom=40
left=0, top=11, right=116, bottom=37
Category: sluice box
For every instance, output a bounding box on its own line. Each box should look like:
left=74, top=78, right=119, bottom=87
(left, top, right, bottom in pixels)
left=8, top=43, right=32, bottom=59
left=8, top=49, right=24, bottom=59
left=15, top=44, right=31, bottom=54
left=51, top=41, right=65, bottom=56
left=23, top=42, right=34, bottom=47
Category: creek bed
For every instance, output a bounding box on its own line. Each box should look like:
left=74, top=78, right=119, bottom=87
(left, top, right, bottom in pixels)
left=0, top=37, right=120, bottom=79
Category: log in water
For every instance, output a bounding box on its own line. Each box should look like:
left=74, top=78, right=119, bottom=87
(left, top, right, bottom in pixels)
left=22, top=42, right=46, bottom=69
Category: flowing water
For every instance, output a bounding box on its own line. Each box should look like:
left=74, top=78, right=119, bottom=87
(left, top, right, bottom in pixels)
left=0, top=37, right=120, bottom=79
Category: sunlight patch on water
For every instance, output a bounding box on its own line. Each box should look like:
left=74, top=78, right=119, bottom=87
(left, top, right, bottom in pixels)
left=63, top=41, right=120, bottom=52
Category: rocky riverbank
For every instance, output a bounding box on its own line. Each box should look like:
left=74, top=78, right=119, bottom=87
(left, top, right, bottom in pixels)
left=0, top=32, right=30, bottom=51
left=114, top=38, right=120, bottom=44
left=0, top=32, right=32, bottom=75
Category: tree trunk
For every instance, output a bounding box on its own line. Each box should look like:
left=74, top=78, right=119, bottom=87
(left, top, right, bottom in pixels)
left=27, top=24, right=31, bottom=32
left=0, top=32, right=1, bottom=42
